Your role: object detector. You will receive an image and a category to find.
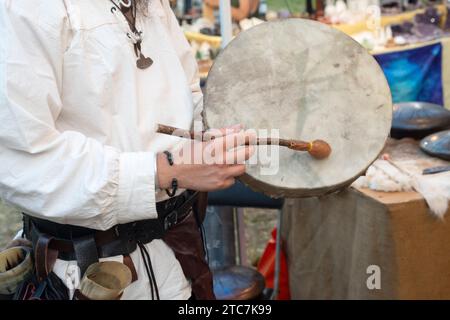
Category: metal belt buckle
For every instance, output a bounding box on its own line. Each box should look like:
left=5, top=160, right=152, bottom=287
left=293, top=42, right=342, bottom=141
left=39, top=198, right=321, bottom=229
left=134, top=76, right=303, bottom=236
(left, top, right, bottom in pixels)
left=164, top=211, right=178, bottom=231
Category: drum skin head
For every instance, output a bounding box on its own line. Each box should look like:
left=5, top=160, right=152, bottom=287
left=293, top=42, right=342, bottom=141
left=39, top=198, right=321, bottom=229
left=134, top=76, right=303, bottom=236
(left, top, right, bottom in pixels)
left=204, top=19, right=393, bottom=198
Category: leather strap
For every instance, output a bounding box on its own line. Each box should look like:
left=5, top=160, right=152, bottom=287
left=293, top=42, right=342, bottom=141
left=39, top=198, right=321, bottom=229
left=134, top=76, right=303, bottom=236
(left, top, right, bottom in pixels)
left=193, top=192, right=208, bottom=224
left=163, top=208, right=215, bottom=300
left=161, top=191, right=199, bottom=230
left=35, top=234, right=59, bottom=282
left=123, top=254, right=138, bottom=283
left=26, top=216, right=124, bottom=254
left=24, top=191, right=199, bottom=254
left=24, top=191, right=200, bottom=281
left=72, top=234, right=99, bottom=277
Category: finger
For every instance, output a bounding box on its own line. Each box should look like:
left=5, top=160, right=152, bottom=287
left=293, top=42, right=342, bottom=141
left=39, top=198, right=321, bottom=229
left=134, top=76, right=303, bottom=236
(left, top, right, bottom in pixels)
left=217, top=124, right=243, bottom=136
left=212, top=131, right=248, bottom=156
left=244, top=129, right=258, bottom=145
left=205, top=130, right=256, bottom=164
left=218, top=178, right=236, bottom=190
left=225, top=164, right=246, bottom=178
left=204, top=124, right=243, bottom=140
left=203, top=133, right=239, bottom=162
left=225, top=145, right=255, bottom=164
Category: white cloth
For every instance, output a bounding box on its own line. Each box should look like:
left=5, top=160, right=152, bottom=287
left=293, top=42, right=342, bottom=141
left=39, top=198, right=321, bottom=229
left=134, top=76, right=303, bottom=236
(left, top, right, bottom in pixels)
left=0, top=0, right=203, bottom=299
left=353, top=159, right=450, bottom=219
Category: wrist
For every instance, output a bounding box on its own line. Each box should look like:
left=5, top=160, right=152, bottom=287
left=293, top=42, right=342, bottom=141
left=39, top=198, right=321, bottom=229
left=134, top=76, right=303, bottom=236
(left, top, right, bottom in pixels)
left=157, top=152, right=171, bottom=189
left=156, top=152, right=185, bottom=190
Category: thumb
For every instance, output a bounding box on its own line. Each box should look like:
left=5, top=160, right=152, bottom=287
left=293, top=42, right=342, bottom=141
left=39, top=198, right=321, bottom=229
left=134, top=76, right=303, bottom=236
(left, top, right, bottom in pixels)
left=204, top=124, right=244, bottom=140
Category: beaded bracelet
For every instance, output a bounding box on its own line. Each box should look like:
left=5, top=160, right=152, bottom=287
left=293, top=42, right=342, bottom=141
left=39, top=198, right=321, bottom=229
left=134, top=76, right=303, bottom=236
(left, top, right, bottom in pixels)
left=163, top=151, right=177, bottom=197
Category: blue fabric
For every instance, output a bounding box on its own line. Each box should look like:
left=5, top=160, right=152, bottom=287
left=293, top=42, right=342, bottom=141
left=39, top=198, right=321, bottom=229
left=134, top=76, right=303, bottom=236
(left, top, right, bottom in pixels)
left=208, top=181, right=284, bottom=208
left=374, top=42, right=443, bottom=106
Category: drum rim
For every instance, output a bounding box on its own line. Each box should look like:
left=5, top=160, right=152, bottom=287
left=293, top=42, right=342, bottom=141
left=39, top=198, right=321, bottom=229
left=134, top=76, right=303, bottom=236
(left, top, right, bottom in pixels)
left=238, top=166, right=367, bottom=198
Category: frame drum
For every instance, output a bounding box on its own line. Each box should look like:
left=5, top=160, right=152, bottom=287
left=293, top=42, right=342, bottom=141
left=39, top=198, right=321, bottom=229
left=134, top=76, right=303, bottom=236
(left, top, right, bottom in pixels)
left=204, top=19, right=392, bottom=198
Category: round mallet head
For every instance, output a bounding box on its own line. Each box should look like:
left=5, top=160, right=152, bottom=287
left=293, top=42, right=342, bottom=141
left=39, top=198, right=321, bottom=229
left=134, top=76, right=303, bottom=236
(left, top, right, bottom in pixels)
left=288, top=139, right=332, bottom=159
left=309, top=140, right=332, bottom=160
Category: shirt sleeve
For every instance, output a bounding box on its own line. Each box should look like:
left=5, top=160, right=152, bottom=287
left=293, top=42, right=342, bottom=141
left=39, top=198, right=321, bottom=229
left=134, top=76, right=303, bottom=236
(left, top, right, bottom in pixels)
left=0, top=2, right=158, bottom=230
left=161, top=0, right=204, bottom=126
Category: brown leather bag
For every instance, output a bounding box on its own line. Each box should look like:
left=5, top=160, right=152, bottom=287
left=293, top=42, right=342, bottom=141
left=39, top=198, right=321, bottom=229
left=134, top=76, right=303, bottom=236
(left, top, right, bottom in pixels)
left=162, top=192, right=215, bottom=300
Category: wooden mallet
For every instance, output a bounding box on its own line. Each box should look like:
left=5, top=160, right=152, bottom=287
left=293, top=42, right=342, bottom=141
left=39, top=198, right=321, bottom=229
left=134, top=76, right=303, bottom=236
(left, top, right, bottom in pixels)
left=156, top=124, right=332, bottom=160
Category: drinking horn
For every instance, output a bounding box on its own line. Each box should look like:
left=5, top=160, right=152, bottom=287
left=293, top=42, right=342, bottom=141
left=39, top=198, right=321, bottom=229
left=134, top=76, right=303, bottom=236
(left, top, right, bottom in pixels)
left=0, top=246, right=33, bottom=298
left=77, top=261, right=132, bottom=300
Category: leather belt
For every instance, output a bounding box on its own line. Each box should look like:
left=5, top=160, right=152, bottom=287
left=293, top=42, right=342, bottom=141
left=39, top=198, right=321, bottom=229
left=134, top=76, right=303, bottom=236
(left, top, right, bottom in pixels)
left=23, top=191, right=199, bottom=278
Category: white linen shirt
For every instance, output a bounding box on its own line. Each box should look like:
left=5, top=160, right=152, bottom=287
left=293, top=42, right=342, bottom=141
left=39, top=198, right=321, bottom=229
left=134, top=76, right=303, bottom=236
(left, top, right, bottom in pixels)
left=0, top=0, right=203, bottom=299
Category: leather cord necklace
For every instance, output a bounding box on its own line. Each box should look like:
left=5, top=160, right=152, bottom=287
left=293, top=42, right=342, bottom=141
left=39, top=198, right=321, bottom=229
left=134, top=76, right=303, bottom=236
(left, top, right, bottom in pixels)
left=110, top=0, right=153, bottom=69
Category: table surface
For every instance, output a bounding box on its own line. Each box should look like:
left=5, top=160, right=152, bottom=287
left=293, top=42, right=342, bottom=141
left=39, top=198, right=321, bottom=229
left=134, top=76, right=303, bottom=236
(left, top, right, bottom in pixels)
left=355, top=187, right=423, bottom=205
